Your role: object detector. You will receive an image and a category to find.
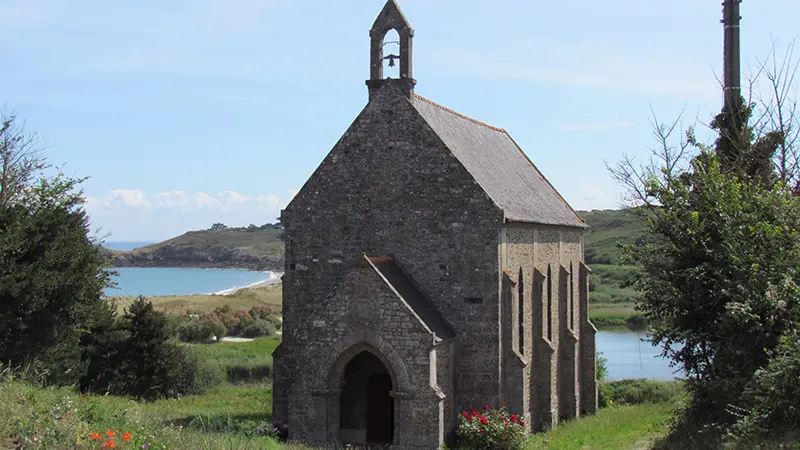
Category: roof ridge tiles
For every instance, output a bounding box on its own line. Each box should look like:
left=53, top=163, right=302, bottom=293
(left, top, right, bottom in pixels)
left=412, top=94, right=506, bottom=133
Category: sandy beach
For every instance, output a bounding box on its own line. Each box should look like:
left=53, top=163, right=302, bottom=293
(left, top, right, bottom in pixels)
left=218, top=273, right=283, bottom=296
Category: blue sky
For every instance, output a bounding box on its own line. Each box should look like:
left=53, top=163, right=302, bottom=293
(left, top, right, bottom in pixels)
left=2, top=0, right=798, bottom=241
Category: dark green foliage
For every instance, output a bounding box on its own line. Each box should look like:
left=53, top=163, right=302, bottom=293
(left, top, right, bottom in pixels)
left=225, top=364, right=272, bottom=384
left=0, top=113, right=114, bottom=386
left=81, top=297, right=222, bottom=399
left=176, top=319, right=225, bottom=343
left=242, top=320, right=276, bottom=338
left=602, top=379, right=686, bottom=406
left=729, top=328, right=800, bottom=445
left=711, top=97, right=782, bottom=187
left=625, top=151, right=800, bottom=428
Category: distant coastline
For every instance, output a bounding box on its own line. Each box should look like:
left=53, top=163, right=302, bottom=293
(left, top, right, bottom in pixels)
left=101, top=224, right=285, bottom=272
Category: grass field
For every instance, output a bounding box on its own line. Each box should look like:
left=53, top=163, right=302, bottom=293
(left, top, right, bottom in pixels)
left=108, top=284, right=282, bottom=316
left=189, top=337, right=281, bottom=384
left=0, top=373, right=282, bottom=449
left=526, top=402, right=675, bottom=450
left=1, top=368, right=680, bottom=450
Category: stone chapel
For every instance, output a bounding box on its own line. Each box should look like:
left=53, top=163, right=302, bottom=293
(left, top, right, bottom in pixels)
left=272, top=1, right=598, bottom=448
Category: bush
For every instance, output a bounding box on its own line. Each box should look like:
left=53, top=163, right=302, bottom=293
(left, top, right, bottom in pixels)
left=242, top=320, right=276, bottom=338
left=729, top=330, right=800, bottom=445
left=602, top=379, right=686, bottom=406
left=226, top=363, right=272, bottom=384
left=456, top=405, right=526, bottom=450
left=81, top=297, right=223, bottom=399
left=176, top=319, right=226, bottom=343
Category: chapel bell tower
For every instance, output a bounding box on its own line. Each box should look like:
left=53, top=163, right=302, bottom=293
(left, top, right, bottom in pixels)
left=366, top=0, right=416, bottom=100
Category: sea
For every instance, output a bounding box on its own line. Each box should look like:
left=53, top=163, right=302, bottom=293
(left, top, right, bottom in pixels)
left=103, top=242, right=279, bottom=297
left=103, top=242, right=680, bottom=380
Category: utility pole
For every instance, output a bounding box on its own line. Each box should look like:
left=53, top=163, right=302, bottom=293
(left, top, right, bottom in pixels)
left=722, top=0, right=742, bottom=111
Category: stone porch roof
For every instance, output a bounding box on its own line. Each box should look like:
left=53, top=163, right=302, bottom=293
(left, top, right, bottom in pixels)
left=364, top=255, right=455, bottom=341
left=411, top=94, right=586, bottom=229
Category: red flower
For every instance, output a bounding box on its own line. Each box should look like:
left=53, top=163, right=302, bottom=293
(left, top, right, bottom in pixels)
left=520, top=420, right=526, bottom=426
left=470, top=408, right=479, bottom=416
left=511, top=414, right=519, bottom=423
left=89, top=432, right=101, bottom=440
left=484, top=403, right=490, bottom=410
left=105, top=431, right=116, bottom=437
left=480, top=416, right=488, bottom=425
left=462, top=411, right=472, bottom=420
left=122, top=432, right=132, bottom=441
left=104, top=440, right=116, bottom=448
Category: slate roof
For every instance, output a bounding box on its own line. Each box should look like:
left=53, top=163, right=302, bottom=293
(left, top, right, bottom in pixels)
left=364, top=255, right=455, bottom=341
left=411, top=94, right=586, bottom=228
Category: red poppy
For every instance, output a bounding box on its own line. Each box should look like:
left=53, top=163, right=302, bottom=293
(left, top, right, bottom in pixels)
left=122, top=432, right=132, bottom=441
left=89, top=432, right=101, bottom=440
left=104, top=440, right=116, bottom=448
left=106, top=431, right=116, bottom=437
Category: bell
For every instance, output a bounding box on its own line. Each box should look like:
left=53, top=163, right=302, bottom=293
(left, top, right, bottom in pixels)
left=388, top=57, right=396, bottom=68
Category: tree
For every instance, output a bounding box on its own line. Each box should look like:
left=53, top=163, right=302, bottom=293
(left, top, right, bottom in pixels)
left=0, top=112, right=48, bottom=207
left=607, top=43, right=800, bottom=442
left=82, top=296, right=220, bottom=399
left=0, top=111, right=114, bottom=385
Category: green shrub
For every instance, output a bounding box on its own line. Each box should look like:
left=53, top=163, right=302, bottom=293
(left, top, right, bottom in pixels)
left=264, top=315, right=282, bottom=330
left=242, top=320, right=276, bottom=338
left=81, top=297, right=223, bottom=399
left=226, top=363, right=272, bottom=384
left=176, top=318, right=226, bottom=343
left=729, top=330, right=800, bottom=446
left=603, top=379, right=686, bottom=406
left=456, top=405, right=525, bottom=450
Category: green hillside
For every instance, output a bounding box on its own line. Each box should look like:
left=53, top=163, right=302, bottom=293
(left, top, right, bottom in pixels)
left=576, top=208, right=649, bottom=328
left=579, top=208, right=649, bottom=265
left=105, top=223, right=284, bottom=271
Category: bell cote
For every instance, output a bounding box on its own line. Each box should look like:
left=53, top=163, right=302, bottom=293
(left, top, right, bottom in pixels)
left=366, top=0, right=416, bottom=100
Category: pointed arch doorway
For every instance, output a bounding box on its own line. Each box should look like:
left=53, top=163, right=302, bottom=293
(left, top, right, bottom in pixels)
left=338, top=350, right=395, bottom=445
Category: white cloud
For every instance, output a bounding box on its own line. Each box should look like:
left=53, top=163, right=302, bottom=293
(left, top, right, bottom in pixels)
left=109, top=189, right=151, bottom=208
left=151, top=190, right=188, bottom=208
left=568, top=183, right=620, bottom=211
left=220, top=190, right=248, bottom=204
left=85, top=188, right=297, bottom=241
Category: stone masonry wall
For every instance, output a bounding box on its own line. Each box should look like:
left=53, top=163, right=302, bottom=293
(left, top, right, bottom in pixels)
left=288, top=266, right=447, bottom=449
left=278, top=82, right=506, bottom=421
left=500, top=223, right=588, bottom=429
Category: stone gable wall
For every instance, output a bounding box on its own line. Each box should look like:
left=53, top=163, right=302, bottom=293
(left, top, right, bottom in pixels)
left=278, top=84, right=506, bottom=422
left=287, top=266, right=447, bottom=449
